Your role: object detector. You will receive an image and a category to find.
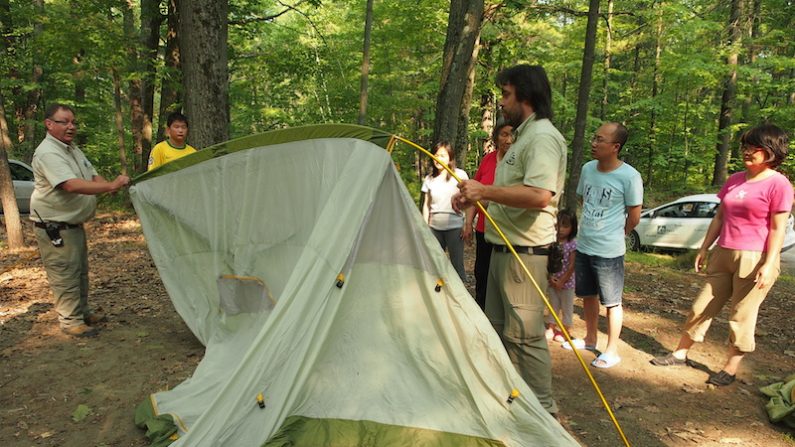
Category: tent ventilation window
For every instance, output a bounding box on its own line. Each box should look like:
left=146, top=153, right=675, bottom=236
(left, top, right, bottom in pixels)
left=217, top=275, right=275, bottom=315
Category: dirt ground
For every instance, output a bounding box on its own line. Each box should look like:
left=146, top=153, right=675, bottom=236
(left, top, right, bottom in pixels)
left=1, top=212, right=794, bottom=447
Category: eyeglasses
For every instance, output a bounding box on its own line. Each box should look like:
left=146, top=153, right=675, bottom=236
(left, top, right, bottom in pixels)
left=591, top=135, right=617, bottom=144
left=50, top=119, right=79, bottom=127
left=740, top=144, right=764, bottom=154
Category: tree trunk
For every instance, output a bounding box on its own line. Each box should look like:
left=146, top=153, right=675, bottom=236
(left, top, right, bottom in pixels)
left=480, top=91, right=495, bottom=158
left=112, top=69, right=128, bottom=176
left=157, top=0, right=182, bottom=144
left=139, top=0, right=163, bottom=172
left=73, top=48, right=88, bottom=147
left=178, top=0, right=230, bottom=148
left=712, top=0, right=743, bottom=187
left=600, top=0, right=613, bottom=121
left=15, top=0, right=43, bottom=163
left=647, top=5, right=663, bottom=187
left=0, top=91, right=24, bottom=249
left=738, top=0, right=760, bottom=160
left=357, top=0, right=374, bottom=125
left=432, top=0, right=484, bottom=163
left=123, top=1, right=145, bottom=173
left=563, top=0, right=600, bottom=211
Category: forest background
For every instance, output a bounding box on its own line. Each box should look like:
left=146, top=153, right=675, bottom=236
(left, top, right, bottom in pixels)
left=1, top=0, right=795, bottom=249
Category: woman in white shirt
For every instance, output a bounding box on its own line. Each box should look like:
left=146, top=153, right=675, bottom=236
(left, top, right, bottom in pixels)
left=421, top=141, right=469, bottom=281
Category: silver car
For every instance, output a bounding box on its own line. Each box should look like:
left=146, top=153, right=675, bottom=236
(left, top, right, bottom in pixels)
left=1, top=159, right=34, bottom=214
left=627, top=194, right=795, bottom=252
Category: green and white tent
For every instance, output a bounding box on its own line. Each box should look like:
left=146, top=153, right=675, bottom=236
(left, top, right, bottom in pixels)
left=130, top=124, right=579, bottom=447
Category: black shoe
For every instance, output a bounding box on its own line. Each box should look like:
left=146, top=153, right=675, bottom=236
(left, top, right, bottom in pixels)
left=650, top=353, right=687, bottom=366
left=707, top=370, right=736, bottom=386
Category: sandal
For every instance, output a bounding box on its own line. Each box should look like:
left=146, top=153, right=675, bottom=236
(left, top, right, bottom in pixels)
left=561, top=338, right=596, bottom=351
left=650, top=353, right=687, bottom=367
left=707, top=370, right=736, bottom=386
left=591, top=352, right=621, bottom=369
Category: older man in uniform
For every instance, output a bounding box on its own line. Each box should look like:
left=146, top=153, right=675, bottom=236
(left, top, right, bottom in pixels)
left=30, top=103, right=129, bottom=337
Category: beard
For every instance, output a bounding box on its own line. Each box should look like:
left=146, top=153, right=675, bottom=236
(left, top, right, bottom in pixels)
left=502, top=106, right=524, bottom=128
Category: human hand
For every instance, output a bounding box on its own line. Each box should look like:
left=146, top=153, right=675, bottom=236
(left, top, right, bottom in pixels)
left=457, top=180, right=487, bottom=203
left=755, top=263, right=777, bottom=289
left=694, top=249, right=708, bottom=273
left=451, top=192, right=472, bottom=213
left=461, top=225, right=473, bottom=244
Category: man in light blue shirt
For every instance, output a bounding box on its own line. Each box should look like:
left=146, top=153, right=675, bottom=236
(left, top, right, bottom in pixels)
left=563, top=122, right=643, bottom=369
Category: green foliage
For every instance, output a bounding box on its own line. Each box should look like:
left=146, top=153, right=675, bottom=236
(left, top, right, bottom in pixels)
left=1, top=0, right=794, bottom=198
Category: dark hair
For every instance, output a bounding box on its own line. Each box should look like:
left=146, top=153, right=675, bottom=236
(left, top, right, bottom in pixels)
left=495, top=65, right=553, bottom=120
left=167, top=112, right=189, bottom=128
left=608, top=122, right=629, bottom=151
left=740, top=123, right=789, bottom=169
left=556, top=209, right=578, bottom=240
left=431, top=141, right=456, bottom=180
left=45, top=103, right=75, bottom=119
left=491, top=120, right=512, bottom=145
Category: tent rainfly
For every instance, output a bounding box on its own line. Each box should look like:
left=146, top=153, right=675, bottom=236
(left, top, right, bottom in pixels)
left=130, top=124, right=580, bottom=447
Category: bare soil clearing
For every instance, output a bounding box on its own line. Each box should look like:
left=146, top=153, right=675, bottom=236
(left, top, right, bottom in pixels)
left=1, top=212, right=793, bottom=446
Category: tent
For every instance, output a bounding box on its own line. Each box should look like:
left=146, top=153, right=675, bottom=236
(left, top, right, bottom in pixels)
left=130, top=124, right=579, bottom=446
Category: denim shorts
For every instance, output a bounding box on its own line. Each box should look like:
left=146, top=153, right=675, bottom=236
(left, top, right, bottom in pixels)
left=574, top=251, right=624, bottom=307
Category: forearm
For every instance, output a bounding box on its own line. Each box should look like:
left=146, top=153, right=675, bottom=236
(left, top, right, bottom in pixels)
left=483, top=184, right=552, bottom=209
left=60, top=178, right=117, bottom=195
left=625, top=205, right=642, bottom=235
left=762, top=213, right=788, bottom=265
left=699, top=212, right=724, bottom=251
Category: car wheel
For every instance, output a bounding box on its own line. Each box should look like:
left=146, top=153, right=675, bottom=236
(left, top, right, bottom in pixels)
left=626, top=230, right=641, bottom=252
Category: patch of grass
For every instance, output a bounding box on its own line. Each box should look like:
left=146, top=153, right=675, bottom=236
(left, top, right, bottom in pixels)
left=626, top=249, right=700, bottom=272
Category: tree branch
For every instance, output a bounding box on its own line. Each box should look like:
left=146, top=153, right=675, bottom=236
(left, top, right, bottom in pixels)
left=228, top=0, right=304, bottom=26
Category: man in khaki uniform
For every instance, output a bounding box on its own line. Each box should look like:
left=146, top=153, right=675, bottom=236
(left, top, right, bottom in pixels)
left=30, top=103, right=130, bottom=337
left=453, top=65, right=567, bottom=415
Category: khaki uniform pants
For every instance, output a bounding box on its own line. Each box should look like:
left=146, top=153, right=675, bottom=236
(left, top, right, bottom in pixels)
left=684, top=246, right=778, bottom=353
left=35, top=226, right=89, bottom=328
left=485, top=250, right=557, bottom=414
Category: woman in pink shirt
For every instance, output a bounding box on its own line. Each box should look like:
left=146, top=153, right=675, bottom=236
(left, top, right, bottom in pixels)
left=652, top=124, right=794, bottom=386
left=462, top=122, right=513, bottom=309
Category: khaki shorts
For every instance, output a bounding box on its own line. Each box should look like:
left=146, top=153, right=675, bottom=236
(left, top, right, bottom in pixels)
left=683, top=246, right=779, bottom=353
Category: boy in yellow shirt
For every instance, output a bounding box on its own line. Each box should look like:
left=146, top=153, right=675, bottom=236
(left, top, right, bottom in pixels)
left=147, top=112, right=197, bottom=171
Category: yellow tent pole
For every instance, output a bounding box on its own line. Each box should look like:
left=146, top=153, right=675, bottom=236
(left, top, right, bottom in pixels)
left=392, top=135, right=631, bottom=447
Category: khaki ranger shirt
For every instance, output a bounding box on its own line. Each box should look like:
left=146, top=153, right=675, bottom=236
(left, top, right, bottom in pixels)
left=485, top=114, right=567, bottom=247
left=29, top=133, right=99, bottom=224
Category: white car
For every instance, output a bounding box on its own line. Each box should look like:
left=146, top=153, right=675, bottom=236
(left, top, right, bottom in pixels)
left=627, top=194, right=795, bottom=252
left=1, top=159, right=34, bottom=214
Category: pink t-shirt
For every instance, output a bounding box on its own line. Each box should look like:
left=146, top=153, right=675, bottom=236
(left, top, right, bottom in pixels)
left=717, top=171, right=794, bottom=252
left=472, top=151, right=498, bottom=233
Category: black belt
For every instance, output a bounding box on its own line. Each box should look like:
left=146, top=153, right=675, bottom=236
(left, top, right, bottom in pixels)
left=493, top=244, right=551, bottom=255
left=34, top=221, right=82, bottom=230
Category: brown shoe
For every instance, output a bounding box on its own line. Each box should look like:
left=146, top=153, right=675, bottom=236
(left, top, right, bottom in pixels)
left=84, top=312, right=107, bottom=326
left=62, top=324, right=99, bottom=337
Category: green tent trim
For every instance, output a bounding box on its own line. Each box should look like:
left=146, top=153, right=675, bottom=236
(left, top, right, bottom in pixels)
left=134, top=396, right=183, bottom=447
left=262, top=415, right=507, bottom=447
left=135, top=124, right=394, bottom=182
left=760, top=373, right=795, bottom=428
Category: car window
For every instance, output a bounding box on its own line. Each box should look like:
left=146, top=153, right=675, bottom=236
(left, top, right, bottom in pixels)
left=655, top=203, right=689, bottom=218
left=10, top=163, right=34, bottom=181
left=693, top=202, right=718, bottom=218
left=655, top=202, right=715, bottom=218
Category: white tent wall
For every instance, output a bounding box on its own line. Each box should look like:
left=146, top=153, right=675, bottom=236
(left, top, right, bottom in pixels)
left=130, top=132, right=579, bottom=446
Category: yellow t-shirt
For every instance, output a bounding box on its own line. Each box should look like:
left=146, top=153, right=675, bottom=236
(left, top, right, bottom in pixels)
left=147, top=140, right=197, bottom=171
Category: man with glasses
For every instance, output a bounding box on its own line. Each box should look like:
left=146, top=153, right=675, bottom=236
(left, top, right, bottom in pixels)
left=562, top=122, right=643, bottom=370
left=453, top=65, right=567, bottom=416
left=30, top=103, right=130, bottom=337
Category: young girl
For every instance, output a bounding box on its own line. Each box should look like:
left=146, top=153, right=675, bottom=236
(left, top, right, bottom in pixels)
left=545, top=210, right=578, bottom=342
left=421, top=141, right=469, bottom=281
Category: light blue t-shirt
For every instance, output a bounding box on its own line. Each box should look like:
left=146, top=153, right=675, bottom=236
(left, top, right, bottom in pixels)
left=576, top=160, right=643, bottom=258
